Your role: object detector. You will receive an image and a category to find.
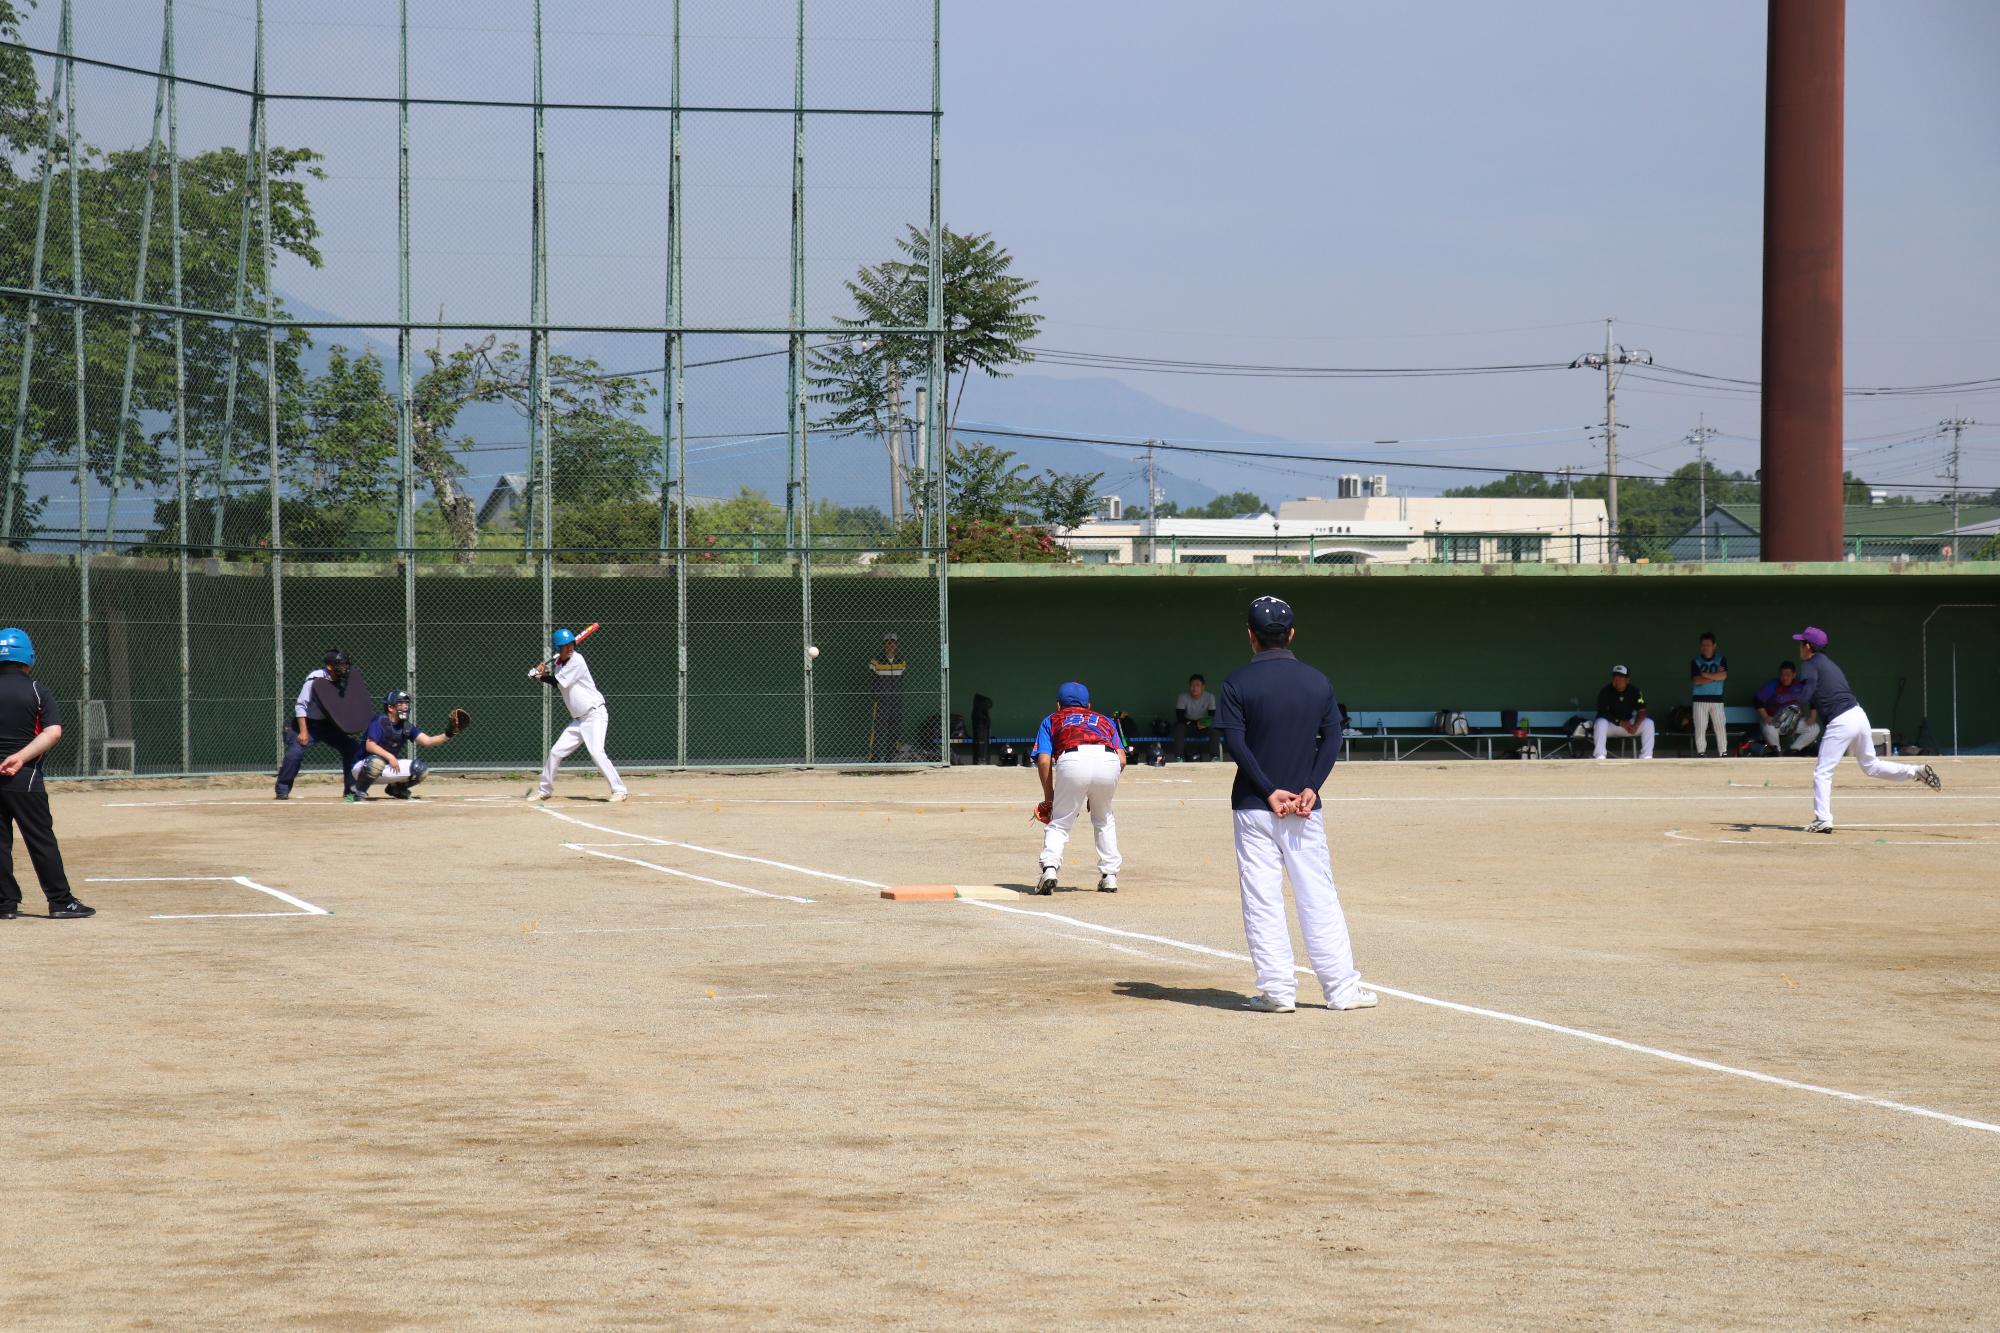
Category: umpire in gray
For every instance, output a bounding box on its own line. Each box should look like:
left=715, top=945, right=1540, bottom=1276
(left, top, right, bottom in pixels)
left=0, top=627, right=92, bottom=919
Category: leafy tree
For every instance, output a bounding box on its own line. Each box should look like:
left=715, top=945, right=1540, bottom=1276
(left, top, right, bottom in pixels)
left=945, top=441, right=1034, bottom=523
left=808, top=225, right=1041, bottom=523
left=1030, top=467, right=1105, bottom=530
left=1157, top=489, right=1270, bottom=519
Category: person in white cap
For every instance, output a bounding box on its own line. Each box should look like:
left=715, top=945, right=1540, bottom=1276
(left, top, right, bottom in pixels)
left=1789, top=626, right=1939, bottom=832
left=1592, top=665, right=1654, bottom=759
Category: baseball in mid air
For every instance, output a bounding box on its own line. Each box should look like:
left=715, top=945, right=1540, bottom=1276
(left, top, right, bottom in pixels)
left=808, top=645, right=820, bottom=660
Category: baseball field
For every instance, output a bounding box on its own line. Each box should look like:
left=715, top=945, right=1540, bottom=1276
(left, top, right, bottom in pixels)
left=2, top=756, right=1995, bottom=1328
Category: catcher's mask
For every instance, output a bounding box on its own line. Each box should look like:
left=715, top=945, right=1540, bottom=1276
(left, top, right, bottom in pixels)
left=383, top=689, right=413, bottom=725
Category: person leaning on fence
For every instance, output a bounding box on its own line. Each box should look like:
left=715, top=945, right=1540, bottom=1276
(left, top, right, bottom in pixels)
left=1592, top=664, right=1655, bottom=759
left=0, top=628, right=93, bottom=920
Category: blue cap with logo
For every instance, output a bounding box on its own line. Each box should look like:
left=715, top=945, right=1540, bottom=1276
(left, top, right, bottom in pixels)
left=1057, top=681, right=1090, bottom=707
left=1247, top=595, right=1294, bottom=635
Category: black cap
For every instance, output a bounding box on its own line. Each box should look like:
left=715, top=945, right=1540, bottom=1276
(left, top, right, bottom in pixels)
left=1247, top=595, right=1294, bottom=635
left=324, top=647, right=351, bottom=665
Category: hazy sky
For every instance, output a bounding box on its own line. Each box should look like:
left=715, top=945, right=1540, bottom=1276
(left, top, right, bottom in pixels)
left=19, top=0, right=2000, bottom=497
left=943, top=0, right=2000, bottom=493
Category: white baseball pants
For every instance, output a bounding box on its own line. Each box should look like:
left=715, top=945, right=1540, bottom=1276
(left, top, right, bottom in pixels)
left=1592, top=716, right=1655, bottom=759
left=1692, top=700, right=1728, bottom=755
left=538, top=706, right=626, bottom=797
left=1232, top=809, right=1363, bottom=1008
left=1812, top=705, right=1920, bottom=824
left=1760, top=717, right=1822, bottom=751
left=1040, top=746, right=1122, bottom=874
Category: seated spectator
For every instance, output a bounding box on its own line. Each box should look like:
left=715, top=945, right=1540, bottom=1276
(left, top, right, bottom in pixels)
left=1174, top=673, right=1221, bottom=761
left=1593, top=664, right=1655, bottom=759
left=1754, top=659, right=1822, bottom=754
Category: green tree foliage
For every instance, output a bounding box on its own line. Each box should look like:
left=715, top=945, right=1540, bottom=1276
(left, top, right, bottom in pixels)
left=0, top=75, right=324, bottom=540
left=1029, top=467, right=1105, bottom=530
left=808, top=225, right=1041, bottom=523
left=1156, top=490, right=1270, bottom=519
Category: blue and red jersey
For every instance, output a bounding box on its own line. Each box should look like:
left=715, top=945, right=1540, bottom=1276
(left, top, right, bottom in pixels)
left=1032, top=705, right=1125, bottom=758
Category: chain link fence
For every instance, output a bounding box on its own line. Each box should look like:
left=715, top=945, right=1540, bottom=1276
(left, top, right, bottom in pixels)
left=1, top=0, right=950, bottom=776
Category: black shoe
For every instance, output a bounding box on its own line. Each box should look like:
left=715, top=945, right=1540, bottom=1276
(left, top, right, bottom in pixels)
left=386, top=783, right=411, bottom=800
left=274, top=787, right=290, bottom=800
left=47, top=900, right=95, bottom=919
left=0, top=906, right=19, bottom=919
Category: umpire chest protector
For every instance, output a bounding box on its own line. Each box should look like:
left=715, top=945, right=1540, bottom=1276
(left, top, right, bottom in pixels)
left=1049, top=706, right=1120, bottom=756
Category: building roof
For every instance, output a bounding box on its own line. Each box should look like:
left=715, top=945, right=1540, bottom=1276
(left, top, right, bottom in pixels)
left=1709, top=502, right=2000, bottom=537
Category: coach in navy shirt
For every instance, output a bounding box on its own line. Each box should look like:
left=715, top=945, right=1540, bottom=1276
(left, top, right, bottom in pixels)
left=1214, top=596, right=1375, bottom=1014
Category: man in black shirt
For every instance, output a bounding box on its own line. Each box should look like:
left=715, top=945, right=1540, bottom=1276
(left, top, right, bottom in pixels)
left=1214, top=596, right=1375, bottom=1014
left=1592, top=664, right=1655, bottom=759
left=0, top=628, right=92, bottom=919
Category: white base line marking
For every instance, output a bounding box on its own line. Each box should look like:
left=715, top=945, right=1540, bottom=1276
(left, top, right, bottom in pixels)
left=534, top=921, right=865, bottom=936
left=958, top=899, right=2000, bottom=1137
left=570, top=846, right=814, bottom=904
left=534, top=806, right=885, bottom=887
left=1666, top=829, right=2000, bottom=847
left=86, top=874, right=331, bottom=919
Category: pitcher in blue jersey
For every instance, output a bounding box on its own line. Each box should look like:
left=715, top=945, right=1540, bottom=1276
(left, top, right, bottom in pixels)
left=1030, top=682, right=1126, bottom=894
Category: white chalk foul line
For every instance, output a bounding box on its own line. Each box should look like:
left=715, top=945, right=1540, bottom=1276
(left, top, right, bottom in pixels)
left=957, top=899, right=2000, bottom=1137
left=86, top=874, right=331, bottom=919
left=1666, top=828, right=2000, bottom=847
left=569, top=846, right=815, bottom=905
left=533, top=805, right=885, bottom=888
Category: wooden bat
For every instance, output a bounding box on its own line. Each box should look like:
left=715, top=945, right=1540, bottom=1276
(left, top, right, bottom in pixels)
left=528, top=622, right=601, bottom=678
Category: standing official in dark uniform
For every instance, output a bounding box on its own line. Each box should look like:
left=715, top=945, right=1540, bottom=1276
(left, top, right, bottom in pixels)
left=0, top=627, right=92, bottom=920
left=867, top=634, right=907, bottom=761
left=1214, top=597, right=1373, bottom=1014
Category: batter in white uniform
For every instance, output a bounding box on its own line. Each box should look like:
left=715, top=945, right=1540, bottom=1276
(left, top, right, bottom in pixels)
left=527, top=627, right=627, bottom=803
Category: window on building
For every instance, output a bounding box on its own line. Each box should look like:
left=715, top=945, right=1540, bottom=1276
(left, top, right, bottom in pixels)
left=1431, top=535, right=1484, bottom=563
left=1178, top=553, right=1226, bottom=564
left=1496, top=535, right=1544, bottom=563
left=1075, top=548, right=1116, bottom=565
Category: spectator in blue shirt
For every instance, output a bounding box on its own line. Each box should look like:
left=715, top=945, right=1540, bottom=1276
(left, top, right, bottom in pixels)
left=1690, top=632, right=1729, bottom=757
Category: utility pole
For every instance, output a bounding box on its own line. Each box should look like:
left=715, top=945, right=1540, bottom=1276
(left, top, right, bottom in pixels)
left=1569, top=318, right=1652, bottom=560
left=1939, top=416, right=1973, bottom=563
left=1688, top=414, right=1718, bottom=562
left=1560, top=464, right=1575, bottom=562
left=1144, top=439, right=1159, bottom=565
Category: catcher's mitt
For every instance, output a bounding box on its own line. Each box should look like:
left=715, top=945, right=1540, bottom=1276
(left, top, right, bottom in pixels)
left=445, top=707, right=472, bottom=738
left=1031, top=800, right=1052, bottom=825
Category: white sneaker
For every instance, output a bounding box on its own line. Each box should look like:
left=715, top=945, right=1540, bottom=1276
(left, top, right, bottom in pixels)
left=1245, top=993, right=1296, bottom=1013
left=1096, top=873, right=1117, bottom=893
left=525, top=790, right=550, bottom=803
left=607, top=791, right=629, bottom=804
left=1330, top=990, right=1380, bottom=1011
left=1803, top=819, right=1832, bottom=834
left=1035, top=866, right=1057, bottom=895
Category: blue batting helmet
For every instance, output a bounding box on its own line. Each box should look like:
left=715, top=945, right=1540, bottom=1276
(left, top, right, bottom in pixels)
left=0, top=627, right=34, bottom=668
left=551, top=627, right=577, bottom=649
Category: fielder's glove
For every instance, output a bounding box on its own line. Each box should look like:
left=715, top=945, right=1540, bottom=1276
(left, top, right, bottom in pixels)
left=1774, top=704, right=1802, bottom=735
left=1032, top=800, right=1052, bottom=825
left=445, top=707, right=471, bottom=738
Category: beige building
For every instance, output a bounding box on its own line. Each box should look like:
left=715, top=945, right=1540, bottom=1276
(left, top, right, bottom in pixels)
left=1065, top=494, right=1614, bottom=566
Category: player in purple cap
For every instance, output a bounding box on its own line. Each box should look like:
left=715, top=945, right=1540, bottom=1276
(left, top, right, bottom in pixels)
left=1029, top=680, right=1126, bottom=893
left=1790, top=625, right=1940, bottom=832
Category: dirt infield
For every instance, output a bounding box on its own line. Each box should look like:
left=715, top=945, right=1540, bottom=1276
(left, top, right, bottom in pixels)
left=3, top=757, right=1996, bottom=1329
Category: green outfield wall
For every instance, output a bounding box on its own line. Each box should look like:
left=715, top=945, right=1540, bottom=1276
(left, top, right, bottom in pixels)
left=948, top=564, right=2000, bottom=754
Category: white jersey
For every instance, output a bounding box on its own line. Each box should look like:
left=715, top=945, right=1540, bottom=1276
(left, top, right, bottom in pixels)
left=551, top=648, right=606, bottom=719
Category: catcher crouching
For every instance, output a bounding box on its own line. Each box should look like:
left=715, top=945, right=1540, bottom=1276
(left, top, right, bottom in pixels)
left=348, top=689, right=469, bottom=802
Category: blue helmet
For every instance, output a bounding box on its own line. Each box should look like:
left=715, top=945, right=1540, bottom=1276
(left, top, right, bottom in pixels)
left=0, top=627, right=34, bottom=668
left=551, top=627, right=577, bottom=650
left=384, top=689, right=412, bottom=721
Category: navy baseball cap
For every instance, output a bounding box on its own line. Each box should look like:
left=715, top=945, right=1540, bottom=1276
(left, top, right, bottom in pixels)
left=1057, top=681, right=1090, bottom=707
left=1247, top=595, right=1294, bottom=634
left=1791, top=626, right=1828, bottom=648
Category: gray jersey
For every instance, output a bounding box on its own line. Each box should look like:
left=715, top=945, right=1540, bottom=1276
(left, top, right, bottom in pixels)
left=1796, top=652, right=1859, bottom=724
